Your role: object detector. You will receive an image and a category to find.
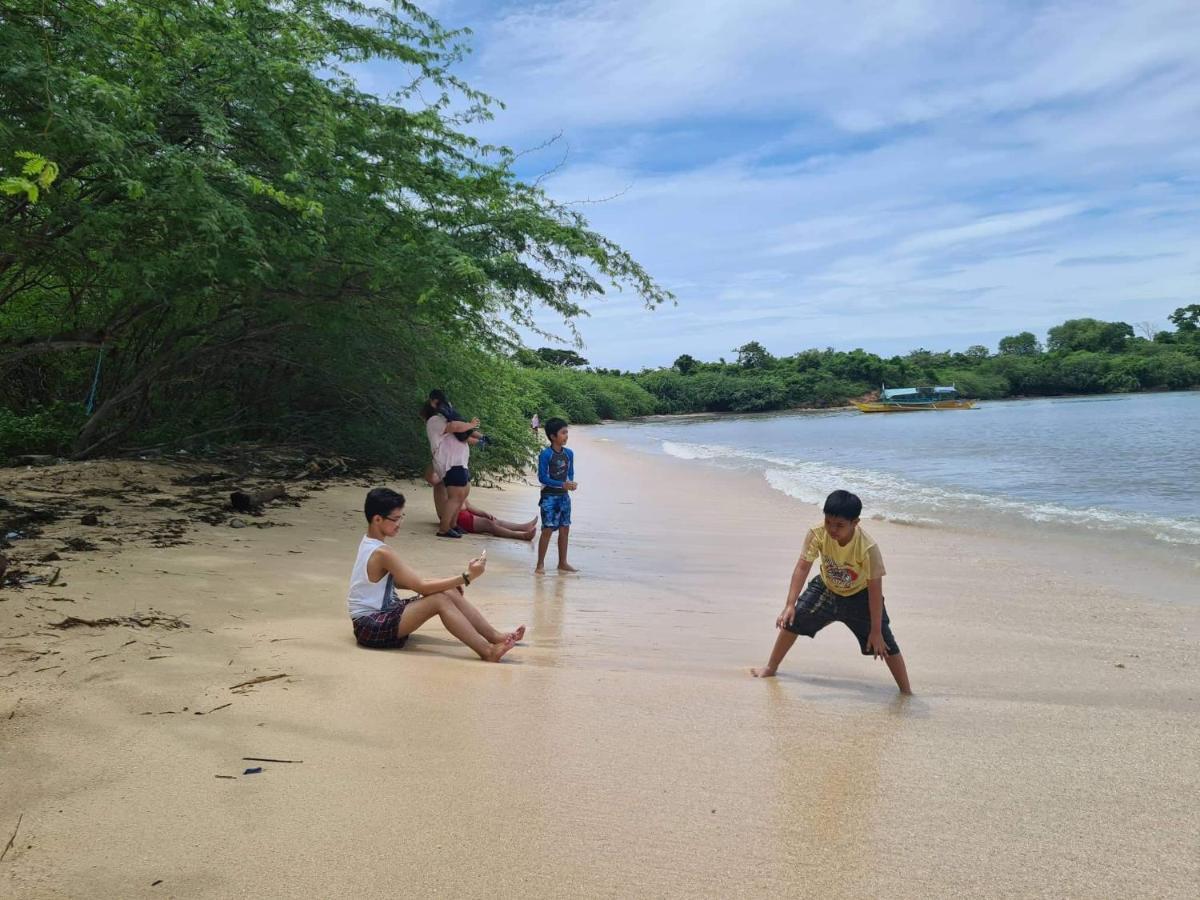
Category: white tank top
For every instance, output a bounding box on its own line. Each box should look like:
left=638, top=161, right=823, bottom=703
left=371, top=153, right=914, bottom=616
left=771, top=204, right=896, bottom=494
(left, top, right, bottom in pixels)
left=347, top=537, right=397, bottom=619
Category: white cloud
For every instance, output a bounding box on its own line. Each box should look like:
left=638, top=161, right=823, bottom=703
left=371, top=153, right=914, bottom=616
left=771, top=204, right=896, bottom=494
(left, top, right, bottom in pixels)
left=356, top=1, right=1200, bottom=367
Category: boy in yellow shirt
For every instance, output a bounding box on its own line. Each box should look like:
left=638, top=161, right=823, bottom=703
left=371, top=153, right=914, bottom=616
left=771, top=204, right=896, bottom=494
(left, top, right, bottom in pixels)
left=751, top=490, right=912, bottom=694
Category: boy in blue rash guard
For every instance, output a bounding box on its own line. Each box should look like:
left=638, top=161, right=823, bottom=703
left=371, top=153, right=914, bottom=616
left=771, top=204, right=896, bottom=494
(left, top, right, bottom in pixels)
left=535, top=418, right=577, bottom=574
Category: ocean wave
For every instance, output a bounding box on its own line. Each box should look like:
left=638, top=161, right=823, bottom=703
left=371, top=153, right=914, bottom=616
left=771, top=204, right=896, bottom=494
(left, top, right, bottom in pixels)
left=660, top=439, right=1200, bottom=546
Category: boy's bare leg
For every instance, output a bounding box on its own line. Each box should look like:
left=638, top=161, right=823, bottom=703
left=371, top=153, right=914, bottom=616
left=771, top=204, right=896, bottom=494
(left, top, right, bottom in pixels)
left=885, top=652, right=913, bottom=695
left=535, top=527, right=554, bottom=573
left=397, top=591, right=514, bottom=661
left=557, top=525, right=577, bottom=572
left=751, top=629, right=798, bottom=678
left=447, top=587, right=524, bottom=643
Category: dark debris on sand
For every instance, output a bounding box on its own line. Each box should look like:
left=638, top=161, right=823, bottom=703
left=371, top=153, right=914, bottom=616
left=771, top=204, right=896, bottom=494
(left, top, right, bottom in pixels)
left=1, top=446, right=358, bottom=594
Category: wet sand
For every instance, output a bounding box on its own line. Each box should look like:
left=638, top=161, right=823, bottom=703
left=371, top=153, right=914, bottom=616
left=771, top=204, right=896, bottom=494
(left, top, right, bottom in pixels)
left=2, top=431, right=1198, bottom=898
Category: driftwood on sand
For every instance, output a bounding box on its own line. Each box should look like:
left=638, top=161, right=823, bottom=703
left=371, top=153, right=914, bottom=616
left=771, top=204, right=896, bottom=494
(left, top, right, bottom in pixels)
left=48, top=612, right=189, bottom=630
left=229, top=484, right=287, bottom=513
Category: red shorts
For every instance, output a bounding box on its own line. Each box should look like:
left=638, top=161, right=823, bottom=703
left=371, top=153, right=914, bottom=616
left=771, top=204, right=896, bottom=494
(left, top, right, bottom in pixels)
left=456, top=509, right=476, bottom=533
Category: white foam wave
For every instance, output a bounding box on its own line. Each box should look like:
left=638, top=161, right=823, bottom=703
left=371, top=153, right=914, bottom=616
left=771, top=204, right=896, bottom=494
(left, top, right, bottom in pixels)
left=660, top=439, right=1200, bottom=546
left=659, top=440, right=731, bottom=461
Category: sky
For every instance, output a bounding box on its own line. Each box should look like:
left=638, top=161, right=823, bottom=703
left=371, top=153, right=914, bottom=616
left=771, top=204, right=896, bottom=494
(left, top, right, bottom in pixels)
left=358, top=0, right=1200, bottom=370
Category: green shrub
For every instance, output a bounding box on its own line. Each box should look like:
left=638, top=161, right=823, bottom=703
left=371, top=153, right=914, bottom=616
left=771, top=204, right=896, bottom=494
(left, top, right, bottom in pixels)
left=0, top=403, right=87, bottom=463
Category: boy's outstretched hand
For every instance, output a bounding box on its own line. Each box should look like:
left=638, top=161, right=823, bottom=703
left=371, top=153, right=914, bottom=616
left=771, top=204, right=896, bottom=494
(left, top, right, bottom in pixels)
left=467, top=555, right=487, bottom=579
left=775, top=604, right=796, bottom=630
left=866, top=631, right=889, bottom=659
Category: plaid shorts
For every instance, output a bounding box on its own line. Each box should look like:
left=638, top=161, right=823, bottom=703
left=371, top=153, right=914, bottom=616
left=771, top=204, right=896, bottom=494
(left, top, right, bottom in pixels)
left=783, top=576, right=900, bottom=656
left=539, top=492, right=572, bottom=530
left=351, top=596, right=419, bottom=649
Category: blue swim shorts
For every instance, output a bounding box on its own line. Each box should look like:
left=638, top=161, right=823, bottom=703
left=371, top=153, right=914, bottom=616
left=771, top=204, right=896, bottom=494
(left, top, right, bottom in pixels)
left=539, top=493, right=572, bottom=530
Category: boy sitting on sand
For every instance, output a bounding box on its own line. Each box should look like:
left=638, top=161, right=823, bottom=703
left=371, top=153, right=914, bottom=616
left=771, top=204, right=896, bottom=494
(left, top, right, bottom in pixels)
left=348, top=487, right=523, bottom=662
left=535, top=417, right=577, bottom=574
left=751, top=490, right=912, bottom=694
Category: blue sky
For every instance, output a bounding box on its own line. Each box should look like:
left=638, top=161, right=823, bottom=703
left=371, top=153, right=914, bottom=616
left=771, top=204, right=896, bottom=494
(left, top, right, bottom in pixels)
left=361, top=0, right=1200, bottom=369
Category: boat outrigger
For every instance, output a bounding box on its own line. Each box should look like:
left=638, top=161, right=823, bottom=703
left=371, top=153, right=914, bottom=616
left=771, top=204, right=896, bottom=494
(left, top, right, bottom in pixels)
left=854, top=385, right=976, bottom=413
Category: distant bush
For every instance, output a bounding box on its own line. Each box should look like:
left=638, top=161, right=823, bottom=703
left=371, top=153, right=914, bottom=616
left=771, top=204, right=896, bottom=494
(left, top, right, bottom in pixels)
left=0, top=403, right=87, bottom=463
left=527, top=369, right=657, bottom=423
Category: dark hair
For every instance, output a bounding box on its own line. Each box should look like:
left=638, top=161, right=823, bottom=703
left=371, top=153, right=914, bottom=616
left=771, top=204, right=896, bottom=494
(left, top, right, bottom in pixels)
left=428, top=389, right=448, bottom=404
left=364, top=487, right=405, bottom=522
left=544, top=417, right=568, bottom=439
left=419, top=401, right=436, bottom=421
left=823, top=489, right=862, bottom=520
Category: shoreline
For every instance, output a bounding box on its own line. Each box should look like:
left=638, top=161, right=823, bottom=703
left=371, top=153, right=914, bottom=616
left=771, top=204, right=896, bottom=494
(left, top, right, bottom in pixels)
left=606, top=385, right=1200, bottom=425
left=2, top=432, right=1198, bottom=897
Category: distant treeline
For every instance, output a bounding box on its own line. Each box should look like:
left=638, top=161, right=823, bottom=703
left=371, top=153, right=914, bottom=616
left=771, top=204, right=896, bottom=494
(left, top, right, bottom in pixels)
left=520, top=309, right=1200, bottom=419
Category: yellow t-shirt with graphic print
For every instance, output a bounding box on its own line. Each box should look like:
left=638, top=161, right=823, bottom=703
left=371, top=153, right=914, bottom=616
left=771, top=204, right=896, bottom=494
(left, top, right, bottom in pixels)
left=801, top=525, right=886, bottom=597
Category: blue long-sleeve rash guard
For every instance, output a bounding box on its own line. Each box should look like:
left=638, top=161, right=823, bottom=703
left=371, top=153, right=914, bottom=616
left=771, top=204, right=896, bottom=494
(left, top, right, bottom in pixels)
left=538, top=446, right=574, bottom=495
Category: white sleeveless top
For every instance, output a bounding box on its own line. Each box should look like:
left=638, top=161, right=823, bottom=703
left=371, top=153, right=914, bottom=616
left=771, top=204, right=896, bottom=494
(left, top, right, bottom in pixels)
left=347, top=537, right=397, bottom=619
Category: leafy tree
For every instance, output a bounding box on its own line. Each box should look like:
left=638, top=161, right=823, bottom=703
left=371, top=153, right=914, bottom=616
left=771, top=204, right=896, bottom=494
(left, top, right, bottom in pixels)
left=512, top=348, right=548, bottom=368
left=0, top=0, right=667, bottom=464
left=1046, top=319, right=1133, bottom=354
left=734, top=341, right=771, bottom=369
left=964, top=345, right=990, bottom=361
left=534, top=347, right=590, bottom=368
left=1168, top=305, right=1200, bottom=333
left=997, top=332, right=1042, bottom=356
left=672, top=353, right=697, bottom=375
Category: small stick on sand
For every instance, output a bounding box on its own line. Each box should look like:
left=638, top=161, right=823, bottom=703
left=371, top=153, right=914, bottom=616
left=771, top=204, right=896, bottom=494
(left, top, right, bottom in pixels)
left=1, top=813, right=22, bottom=862
left=229, top=673, right=287, bottom=691
left=242, top=757, right=302, bottom=763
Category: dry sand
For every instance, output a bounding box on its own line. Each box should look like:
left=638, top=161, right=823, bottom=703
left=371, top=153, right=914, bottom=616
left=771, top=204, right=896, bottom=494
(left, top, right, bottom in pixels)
left=2, top=430, right=1198, bottom=898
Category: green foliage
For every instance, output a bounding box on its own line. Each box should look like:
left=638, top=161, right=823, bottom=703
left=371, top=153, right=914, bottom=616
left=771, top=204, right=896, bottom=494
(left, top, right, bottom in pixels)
left=1168, top=305, right=1200, bottom=333
left=597, top=308, right=1199, bottom=416
left=1046, top=318, right=1134, bottom=354
left=0, top=151, right=58, bottom=202
left=533, top=347, right=590, bottom=368
left=0, top=403, right=86, bottom=462
left=672, top=354, right=697, bottom=375
left=998, top=331, right=1041, bottom=356
left=525, top=369, right=656, bottom=423
left=734, top=341, right=772, bottom=369
left=0, top=0, right=668, bottom=465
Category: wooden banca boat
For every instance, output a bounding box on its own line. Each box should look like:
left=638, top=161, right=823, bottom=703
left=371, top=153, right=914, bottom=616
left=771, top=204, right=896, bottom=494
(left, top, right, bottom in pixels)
left=854, top=385, right=976, bottom=413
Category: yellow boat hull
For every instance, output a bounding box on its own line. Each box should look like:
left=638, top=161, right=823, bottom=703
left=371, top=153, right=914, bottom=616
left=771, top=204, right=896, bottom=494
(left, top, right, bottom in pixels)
left=854, top=399, right=976, bottom=413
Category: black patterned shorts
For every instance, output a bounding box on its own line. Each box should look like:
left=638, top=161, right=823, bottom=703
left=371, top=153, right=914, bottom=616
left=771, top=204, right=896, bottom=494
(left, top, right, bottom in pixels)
left=783, top=576, right=900, bottom=656
left=352, top=596, right=419, bottom=649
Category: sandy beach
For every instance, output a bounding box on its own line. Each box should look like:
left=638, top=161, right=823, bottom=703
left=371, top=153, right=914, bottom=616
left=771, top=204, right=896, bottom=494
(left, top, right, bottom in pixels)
left=2, top=429, right=1198, bottom=898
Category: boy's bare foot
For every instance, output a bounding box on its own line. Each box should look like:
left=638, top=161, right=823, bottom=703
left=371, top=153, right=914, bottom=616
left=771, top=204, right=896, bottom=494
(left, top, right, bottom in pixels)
left=508, top=625, right=527, bottom=643
left=520, top=529, right=535, bottom=542
left=557, top=563, right=578, bottom=573
left=750, top=666, right=777, bottom=678
left=485, top=635, right=516, bottom=662
left=534, top=566, right=545, bottom=575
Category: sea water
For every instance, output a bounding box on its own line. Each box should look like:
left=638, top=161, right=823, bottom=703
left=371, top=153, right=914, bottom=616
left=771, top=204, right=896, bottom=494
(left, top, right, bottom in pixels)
left=599, top=391, right=1200, bottom=566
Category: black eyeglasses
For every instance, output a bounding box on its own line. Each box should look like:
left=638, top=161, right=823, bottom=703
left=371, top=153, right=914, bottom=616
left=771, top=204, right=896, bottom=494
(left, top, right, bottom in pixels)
left=385, top=513, right=405, bottom=523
